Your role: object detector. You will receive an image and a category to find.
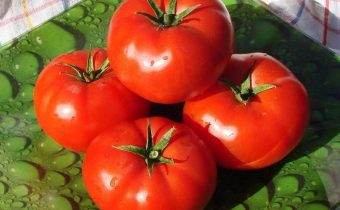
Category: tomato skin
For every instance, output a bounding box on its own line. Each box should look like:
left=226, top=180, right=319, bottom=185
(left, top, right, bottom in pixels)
left=34, top=49, right=150, bottom=152
left=183, top=53, right=310, bottom=169
left=107, top=0, right=234, bottom=104
left=82, top=117, right=216, bottom=210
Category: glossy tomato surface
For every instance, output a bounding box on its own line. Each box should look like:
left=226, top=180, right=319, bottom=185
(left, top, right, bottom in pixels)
left=34, top=49, right=150, bottom=152
left=82, top=117, right=217, bottom=210
left=183, top=53, right=310, bottom=169
left=107, top=0, right=234, bottom=104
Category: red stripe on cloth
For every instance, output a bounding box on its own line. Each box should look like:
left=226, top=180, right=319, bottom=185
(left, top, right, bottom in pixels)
left=0, top=0, right=61, bottom=27
left=322, top=0, right=330, bottom=45
left=296, top=0, right=340, bottom=34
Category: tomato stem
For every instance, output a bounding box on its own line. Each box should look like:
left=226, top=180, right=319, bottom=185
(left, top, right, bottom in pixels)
left=60, top=50, right=110, bottom=83
left=221, top=61, right=276, bottom=104
left=113, top=119, right=175, bottom=176
left=137, top=0, right=200, bottom=28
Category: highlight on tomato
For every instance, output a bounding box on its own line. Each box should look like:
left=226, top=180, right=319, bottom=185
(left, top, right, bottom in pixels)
left=34, top=48, right=150, bottom=152
left=82, top=117, right=217, bottom=210
left=107, top=0, right=234, bottom=104
left=183, top=53, right=310, bottom=169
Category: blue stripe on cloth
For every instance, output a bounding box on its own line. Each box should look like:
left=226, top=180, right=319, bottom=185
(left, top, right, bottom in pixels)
left=291, top=0, right=306, bottom=25
left=61, top=0, right=69, bottom=9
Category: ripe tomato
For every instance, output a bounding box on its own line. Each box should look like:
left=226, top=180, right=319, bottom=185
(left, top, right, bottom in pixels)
left=183, top=53, right=310, bottom=169
left=107, top=0, right=234, bottom=104
left=82, top=117, right=216, bottom=210
left=34, top=49, right=150, bottom=152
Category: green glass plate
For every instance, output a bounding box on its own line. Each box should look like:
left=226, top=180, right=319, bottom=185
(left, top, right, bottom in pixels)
left=0, top=0, right=339, bottom=209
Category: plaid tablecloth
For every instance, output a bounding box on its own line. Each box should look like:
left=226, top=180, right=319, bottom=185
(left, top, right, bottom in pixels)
left=257, top=0, right=340, bottom=55
left=0, top=0, right=339, bottom=55
left=0, top=0, right=81, bottom=46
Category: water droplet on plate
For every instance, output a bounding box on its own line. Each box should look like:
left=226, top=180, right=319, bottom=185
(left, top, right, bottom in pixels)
left=47, top=195, right=74, bottom=210
left=30, top=22, right=83, bottom=59
left=44, top=171, right=69, bottom=187
left=17, top=84, right=35, bottom=101
left=4, top=136, right=31, bottom=152
left=65, top=6, right=86, bottom=21
left=274, top=174, right=304, bottom=196
left=0, top=71, right=17, bottom=101
left=12, top=184, right=31, bottom=197
left=12, top=201, right=26, bottom=208
left=93, top=2, right=107, bottom=14
left=70, top=175, right=86, bottom=193
left=8, top=161, right=44, bottom=182
left=51, top=152, right=79, bottom=170
left=36, top=135, right=63, bottom=155
left=0, top=181, right=8, bottom=194
left=12, top=52, right=41, bottom=81
left=300, top=202, right=329, bottom=210
left=0, top=116, right=18, bottom=129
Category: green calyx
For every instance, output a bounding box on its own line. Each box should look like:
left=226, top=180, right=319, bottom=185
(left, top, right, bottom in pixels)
left=222, top=61, right=276, bottom=104
left=138, top=0, right=200, bottom=28
left=113, top=119, right=175, bottom=176
left=61, top=51, right=110, bottom=83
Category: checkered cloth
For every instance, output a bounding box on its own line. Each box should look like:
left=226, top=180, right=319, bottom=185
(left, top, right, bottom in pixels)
left=257, top=0, right=340, bottom=55
left=0, top=0, right=339, bottom=55
left=0, top=0, right=81, bottom=46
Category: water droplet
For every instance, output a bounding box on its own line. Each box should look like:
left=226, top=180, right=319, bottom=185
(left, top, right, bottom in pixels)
left=83, top=16, right=93, bottom=23
left=12, top=52, right=40, bottom=81
left=4, top=136, right=30, bottom=152
left=303, top=190, right=317, bottom=200
left=150, top=60, right=155, bottom=66
left=274, top=174, right=304, bottom=196
left=30, top=193, right=41, bottom=201
left=93, top=17, right=101, bottom=24
left=0, top=181, right=8, bottom=194
left=51, top=152, right=79, bottom=170
left=93, top=2, right=107, bottom=14
left=313, top=147, right=329, bottom=159
left=73, top=195, right=81, bottom=202
left=292, top=196, right=303, bottom=204
left=30, top=22, right=82, bottom=59
left=24, top=105, right=36, bottom=119
left=0, top=71, right=17, bottom=101
left=80, top=198, right=93, bottom=206
left=245, top=182, right=269, bottom=209
left=28, top=123, right=41, bottom=132
left=36, top=135, right=63, bottom=155
left=89, top=24, right=97, bottom=29
left=300, top=202, right=329, bottom=210
left=12, top=184, right=31, bottom=197
left=17, top=84, right=34, bottom=101
left=283, top=206, right=295, bottom=210
left=12, top=201, right=26, bottom=208
left=70, top=176, right=86, bottom=193
left=96, top=38, right=103, bottom=45
left=65, top=6, right=86, bottom=21
left=47, top=195, right=74, bottom=210
left=45, top=171, right=69, bottom=187
left=8, top=161, right=43, bottom=182
left=67, top=167, right=81, bottom=176
left=0, top=116, right=18, bottom=131
left=84, top=0, right=93, bottom=6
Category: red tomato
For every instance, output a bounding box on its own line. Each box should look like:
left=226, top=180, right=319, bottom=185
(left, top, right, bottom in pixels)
left=82, top=117, right=216, bottom=210
left=107, top=0, right=234, bottom=104
left=183, top=53, right=310, bottom=169
left=34, top=49, right=150, bottom=152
